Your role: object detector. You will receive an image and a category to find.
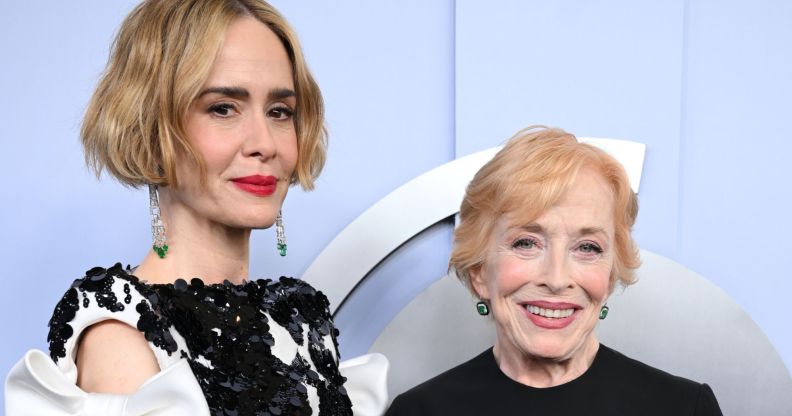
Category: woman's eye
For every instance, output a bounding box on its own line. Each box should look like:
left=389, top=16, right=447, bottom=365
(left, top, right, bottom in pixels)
left=268, top=106, right=294, bottom=121
left=577, top=242, right=603, bottom=254
left=208, top=103, right=235, bottom=117
left=512, top=238, right=539, bottom=250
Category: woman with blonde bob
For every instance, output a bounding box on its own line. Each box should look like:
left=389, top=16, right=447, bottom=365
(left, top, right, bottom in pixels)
left=386, top=126, right=722, bottom=415
left=5, top=1, right=386, bottom=415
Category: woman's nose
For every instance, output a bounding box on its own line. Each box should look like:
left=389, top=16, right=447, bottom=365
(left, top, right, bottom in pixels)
left=243, top=113, right=277, bottom=161
left=541, top=250, right=574, bottom=292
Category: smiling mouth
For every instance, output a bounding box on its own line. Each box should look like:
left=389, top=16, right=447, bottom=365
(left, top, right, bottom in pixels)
left=525, top=305, right=575, bottom=319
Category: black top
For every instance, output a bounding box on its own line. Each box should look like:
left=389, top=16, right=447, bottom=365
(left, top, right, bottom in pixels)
left=47, top=263, right=352, bottom=415
left=386, top=345, right=722, bottom=415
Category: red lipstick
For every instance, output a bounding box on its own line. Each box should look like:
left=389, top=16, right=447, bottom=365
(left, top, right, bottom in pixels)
left=231, top=175, right=277, bottom=196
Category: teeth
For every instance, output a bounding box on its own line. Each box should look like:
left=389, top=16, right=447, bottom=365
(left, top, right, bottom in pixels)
left=526, top=305, right=574, bottom=318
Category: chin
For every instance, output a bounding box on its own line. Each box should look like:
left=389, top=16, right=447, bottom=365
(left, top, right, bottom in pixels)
left=245, top=218, right=278, bottom=229
left=512, top=332, right=583, bottom=362
left=528, top=342, right=577, bottom=361
left=223, top=215, right=277, bottom=230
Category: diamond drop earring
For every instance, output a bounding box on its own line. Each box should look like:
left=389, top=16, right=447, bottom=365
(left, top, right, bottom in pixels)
left=149, top=184, right=168, bottom=258
left=276, top=210, right=286, bottom=256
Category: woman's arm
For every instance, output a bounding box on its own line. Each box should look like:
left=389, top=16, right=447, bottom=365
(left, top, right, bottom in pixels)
left=76, top=320, right=160, bottom=394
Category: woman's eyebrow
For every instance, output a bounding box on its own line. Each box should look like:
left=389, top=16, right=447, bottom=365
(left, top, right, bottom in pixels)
left=199, top=86, right=249, bottom=99
left=517, top=224, right=544, bottom=233
left=515, top=224, right=608, bottom=237
left=269, top=87, right=296, bottom=100
left=197, top=87, right=295, bottom=101
left=578, top=226, right=608, bottom=237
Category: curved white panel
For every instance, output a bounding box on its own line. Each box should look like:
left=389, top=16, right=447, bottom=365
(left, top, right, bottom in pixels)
left=304, top=139, right=646, bottom=312
left=581, top=138, right=646, bottom=193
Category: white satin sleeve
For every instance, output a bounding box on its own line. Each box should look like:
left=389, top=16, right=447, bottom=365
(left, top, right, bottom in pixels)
left=339, top=353, right=389, bottom=416
left=5, top=349, right=209, bottom=416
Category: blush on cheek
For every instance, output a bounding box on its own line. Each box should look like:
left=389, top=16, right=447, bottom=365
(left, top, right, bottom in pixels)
left=493, top=256, right=532, bottom=295
left=199, top=140, right=237, bottom=164
left=581, top=269, right=611, bottom=304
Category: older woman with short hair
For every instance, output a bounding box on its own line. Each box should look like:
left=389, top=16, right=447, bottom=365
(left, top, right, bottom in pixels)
left=386, top=126, right=722, bottom=415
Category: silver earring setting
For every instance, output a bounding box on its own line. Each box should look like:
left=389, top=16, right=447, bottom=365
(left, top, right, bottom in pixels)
left=149, top=184, right=168, bottom=258
left=276, top=210, right=286, bottom=256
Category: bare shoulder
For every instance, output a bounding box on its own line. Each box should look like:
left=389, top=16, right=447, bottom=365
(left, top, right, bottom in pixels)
left=76, top=319, right=160, bottom=394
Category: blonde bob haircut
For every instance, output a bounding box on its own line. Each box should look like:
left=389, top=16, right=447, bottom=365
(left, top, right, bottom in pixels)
left=82, top=0, right=326, bottom=190
left=450, top=126, right=640, bottom=293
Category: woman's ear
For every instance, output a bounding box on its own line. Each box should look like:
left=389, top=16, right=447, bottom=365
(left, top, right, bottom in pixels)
left=469, top=264, right=490, bottom=300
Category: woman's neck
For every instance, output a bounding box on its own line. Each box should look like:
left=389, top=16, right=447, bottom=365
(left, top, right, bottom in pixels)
left=493, top=335, right=599, bottom=388
left=134, top=189, right=251, bottom=285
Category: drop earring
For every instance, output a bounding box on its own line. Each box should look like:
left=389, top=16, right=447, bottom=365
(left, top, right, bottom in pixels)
left=476, top=301, right=489, bottom=316
left=276, top=210, right=286, bottom=256
left=599, top=304, right=609, bottom=320
left=149, top=184, right=168, bottom=258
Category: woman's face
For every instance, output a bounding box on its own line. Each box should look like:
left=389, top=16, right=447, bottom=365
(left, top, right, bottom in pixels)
left=471, top=168, right=615, bottom=363
left=172, top=16, right=298, bottom=229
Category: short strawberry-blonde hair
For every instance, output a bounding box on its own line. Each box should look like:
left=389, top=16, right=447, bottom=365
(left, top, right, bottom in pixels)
left=81, top=0, right=326, bottom=189
left=450, top=126, right=640, bottom=292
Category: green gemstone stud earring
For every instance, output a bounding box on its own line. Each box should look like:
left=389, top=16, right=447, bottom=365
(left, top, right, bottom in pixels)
left=476, top=301, right=490, bottom=316
left=599, top=304, right=610, bottom=320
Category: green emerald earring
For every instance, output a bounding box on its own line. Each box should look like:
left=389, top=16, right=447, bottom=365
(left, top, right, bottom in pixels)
left=476, top=301, right=489, bottom=316
left=149, top=184, right=168, bottom=259
left=599, top=304, right=610, bottom=320
left=275, top=210, right=286, bottom=256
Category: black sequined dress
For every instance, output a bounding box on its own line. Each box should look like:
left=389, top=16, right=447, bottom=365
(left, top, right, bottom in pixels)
left=46, top=263, right=353, bottom=415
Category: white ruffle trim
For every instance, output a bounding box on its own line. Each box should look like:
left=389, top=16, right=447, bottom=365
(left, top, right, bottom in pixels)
left=6, top=349, right=389, bottom=416
left=340, top=353, right=390, bottom=415
left=5, top=349, right=208, bottom=415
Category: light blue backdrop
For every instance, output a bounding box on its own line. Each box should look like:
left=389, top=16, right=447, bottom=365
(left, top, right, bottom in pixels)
left=1, top=0, right=789, bottom=409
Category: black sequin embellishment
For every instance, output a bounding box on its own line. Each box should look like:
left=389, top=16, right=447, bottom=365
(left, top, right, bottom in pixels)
left=151, top=276, right=352, bottom=415
left=48, top=263, right=178, bottom=361
left=46, top=264, right=352, bottom=415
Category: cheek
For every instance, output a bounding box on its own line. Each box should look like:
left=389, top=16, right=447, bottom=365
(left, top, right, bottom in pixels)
left=183, top=115, right=239, bottom=174
left=490, top=256, right=533, bottom=298
left=172, top=149, right=201, bottom=192
left=193, top=137, right=238, bottom=173
left=576, top=264, right=612, bottom=303
left=190, top=131, right=239, bottom=165
left=280, top=133, right=299, bottom=172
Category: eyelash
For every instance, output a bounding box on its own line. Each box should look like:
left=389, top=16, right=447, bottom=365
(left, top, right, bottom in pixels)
left=511, top=238, right=604, bottom=255
left=512, top=238, right=540, bottom=250
left=207, top=103, right=294, bottom=121
left=268, top=105, right=294, bottom=120
left=576, top=242, right=603, bottom=254
left=208, top=103, right=236, bottom=117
